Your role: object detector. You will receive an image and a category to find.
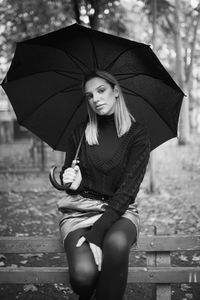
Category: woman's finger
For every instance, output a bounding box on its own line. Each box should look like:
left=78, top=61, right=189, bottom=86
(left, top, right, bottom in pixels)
left=63, top=169, right=76, bottom=184
left=74, top=165, right=79, bottom=172
left=63, top=175, right=75, bottom=183
left=76, top=236, right=86, bottom=247
left=63, top=168, right=76, bottom=178
left=63, top=170, right=75, bottom=176
left=89, top=243, right=102, bottom=271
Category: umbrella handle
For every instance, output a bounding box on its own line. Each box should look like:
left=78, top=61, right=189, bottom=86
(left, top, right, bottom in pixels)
left=49, top=166, right=71, bottom=191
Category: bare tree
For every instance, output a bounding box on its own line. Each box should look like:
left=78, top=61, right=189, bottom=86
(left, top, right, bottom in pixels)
left=174, top=0, right=189, bottom=144
left=149, top=0, right=157, bottom=193
left=142, top=0, right=200, bottom=145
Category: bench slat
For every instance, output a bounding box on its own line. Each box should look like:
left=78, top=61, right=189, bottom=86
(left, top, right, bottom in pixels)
left=0, top=267, right=199, bottom=284
left=0, top=235, right=200, bottom=253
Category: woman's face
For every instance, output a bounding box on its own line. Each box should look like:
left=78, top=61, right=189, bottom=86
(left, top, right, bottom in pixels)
left=84, top=77, right=119, bottom=116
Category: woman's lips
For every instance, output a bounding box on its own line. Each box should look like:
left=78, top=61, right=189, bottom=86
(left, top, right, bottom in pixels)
left=96, top=104, right=104, bottom=110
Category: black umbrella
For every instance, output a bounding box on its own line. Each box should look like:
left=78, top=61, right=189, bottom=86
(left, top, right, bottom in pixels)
left=1, top=23, right=184, bottom=152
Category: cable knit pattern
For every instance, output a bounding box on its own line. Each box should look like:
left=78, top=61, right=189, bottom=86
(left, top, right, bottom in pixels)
left=108, top=141, right=150, bottom=214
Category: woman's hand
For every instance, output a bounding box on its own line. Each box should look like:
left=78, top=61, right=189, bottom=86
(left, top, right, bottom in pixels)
left=62, top=161, right=82, bottom=190
left=76, top=236, right=102, bottom=271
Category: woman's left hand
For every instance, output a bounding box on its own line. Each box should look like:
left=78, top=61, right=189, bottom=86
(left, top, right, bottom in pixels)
left=76, top=236, right=102, bottom=271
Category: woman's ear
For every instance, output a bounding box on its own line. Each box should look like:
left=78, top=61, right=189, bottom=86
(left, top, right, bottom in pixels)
left=114, top=86, right=119, bottom=98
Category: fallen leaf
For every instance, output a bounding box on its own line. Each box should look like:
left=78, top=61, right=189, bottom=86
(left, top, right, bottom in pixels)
left=23, top=284, right=38, bottom=292
left=0, top=254, right=6, bottom=260
left=10, top=264, right=18, bottom=268
left=20, top=260, right=28, bottom=264
left=185, top=293, right=193, bottom=299
left=180, top=284, right=191, bottom=292
left=179, top=254, right=188, bottom=262
left=15, top=233, right=29, bottom=237
left=192, top=254, right=200, bottom=262
left=54, top=283, right=73, bottom=294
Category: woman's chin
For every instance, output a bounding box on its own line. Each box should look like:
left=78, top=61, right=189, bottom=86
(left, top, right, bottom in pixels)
left=96, top=110, right=106, bottom=115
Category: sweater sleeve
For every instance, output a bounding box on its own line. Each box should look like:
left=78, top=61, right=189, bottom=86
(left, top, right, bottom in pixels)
left=83, top=124, right=150, bottom=247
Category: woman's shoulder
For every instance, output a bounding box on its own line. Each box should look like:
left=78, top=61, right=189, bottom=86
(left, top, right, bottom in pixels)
left=129, top=120, right=151, bottom=145
left=130, top=120, right=148, bottom=135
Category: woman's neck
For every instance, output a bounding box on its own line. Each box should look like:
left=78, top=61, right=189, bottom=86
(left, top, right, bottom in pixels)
left=97, top=113, right=115, bottom=123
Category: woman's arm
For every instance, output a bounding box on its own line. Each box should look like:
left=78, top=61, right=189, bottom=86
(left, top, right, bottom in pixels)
left=83, top=124, right=150, bottom=247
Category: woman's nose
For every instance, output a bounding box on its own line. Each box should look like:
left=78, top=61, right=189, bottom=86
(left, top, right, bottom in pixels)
left=93, top=94, right=100, bottom=103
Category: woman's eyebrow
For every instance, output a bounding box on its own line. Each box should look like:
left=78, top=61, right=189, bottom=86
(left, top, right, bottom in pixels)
left=96, top=85, right=105, bottom=89
left=95, top=84, right=105, bottom=90
left=85, top=85, right=105, bottom=94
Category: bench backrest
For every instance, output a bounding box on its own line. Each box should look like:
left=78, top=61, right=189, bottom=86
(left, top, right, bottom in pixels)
left=1, top=235, right=200, bottom=253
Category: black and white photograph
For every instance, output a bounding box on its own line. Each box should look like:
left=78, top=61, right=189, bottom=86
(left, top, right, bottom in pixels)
left=0, top=0, right=200, bottom=299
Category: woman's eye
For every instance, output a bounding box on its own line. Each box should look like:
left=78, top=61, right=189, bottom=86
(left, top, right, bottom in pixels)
left=98, top=88, right=105, bottom=94
left=86, top=94, right=92, bottom=101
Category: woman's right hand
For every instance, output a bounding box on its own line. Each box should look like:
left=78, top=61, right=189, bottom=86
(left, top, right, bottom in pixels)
left=62, top=163, right=82, bottom=190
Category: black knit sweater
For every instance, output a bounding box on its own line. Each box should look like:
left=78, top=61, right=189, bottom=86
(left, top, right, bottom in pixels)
left=60, top=115, right=150, bottom=247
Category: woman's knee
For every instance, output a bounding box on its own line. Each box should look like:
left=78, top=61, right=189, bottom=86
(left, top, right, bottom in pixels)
left=70, top=260, right=98, bottom=293
left=103, top=231, right=130, bottom=262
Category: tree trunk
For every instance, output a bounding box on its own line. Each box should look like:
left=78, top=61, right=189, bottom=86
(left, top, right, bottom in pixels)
left=174, top=0, right=190, bottom=145
left=185, top=10, right=200, bottom=84
left=149, top=0, right=157, bottom=193
left=73, top=0, right=82, bottom=24
left=185, top=10, right=200, bottom=130
left=86, top=0, right=100, bottom=29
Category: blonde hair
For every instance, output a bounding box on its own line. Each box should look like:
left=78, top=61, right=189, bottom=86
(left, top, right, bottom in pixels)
left=82, top=70, right=135, bottom=145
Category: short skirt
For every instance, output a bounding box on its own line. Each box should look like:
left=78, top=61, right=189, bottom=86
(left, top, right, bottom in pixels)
left=58, top=194, right=140, bottom=246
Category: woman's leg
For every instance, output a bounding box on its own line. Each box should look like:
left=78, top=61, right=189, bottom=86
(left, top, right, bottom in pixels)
left=96, top=217, right=137, bottom=300
left=64, top=228, right=99, bottom=300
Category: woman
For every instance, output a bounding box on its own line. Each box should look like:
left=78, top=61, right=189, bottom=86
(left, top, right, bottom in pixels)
left=58, top=70, right=150, bottom=300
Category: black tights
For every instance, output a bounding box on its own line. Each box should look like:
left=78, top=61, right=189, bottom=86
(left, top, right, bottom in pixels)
left=64, top=217, right=137, bottom=300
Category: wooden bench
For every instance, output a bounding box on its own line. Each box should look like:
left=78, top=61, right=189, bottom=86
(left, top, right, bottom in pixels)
left=0, top=234, right=200, bottom=300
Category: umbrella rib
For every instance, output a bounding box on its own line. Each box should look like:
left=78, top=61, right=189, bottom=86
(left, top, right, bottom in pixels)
left=63, top=50, right=91, bottom=73
left=105, top=46, right=145, bottom=71
left=53, top=97, right=85, bottom=150
left=116, top=72, right=168, bottom=85
left=114, top=72, right=141, bottom=77
left=115, top=73, right=146, bottom=81
left=55, top=70, right=83, bottom=82
left=19, top=83, right=81, bottom=124
left=121, top=85, right=175, bottom=134
left=114, top=72, right=169, bottom=85
left=115, top=72, right=185, bottom=95
left=3, top=70, right=83, bottom=85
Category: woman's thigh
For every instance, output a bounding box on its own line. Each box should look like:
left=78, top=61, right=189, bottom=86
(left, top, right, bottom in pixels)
left=64, top=228, right=99, bottom=282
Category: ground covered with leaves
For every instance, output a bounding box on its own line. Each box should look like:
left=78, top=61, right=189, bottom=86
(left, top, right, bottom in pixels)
left=0, top=135, right=200, bottom=300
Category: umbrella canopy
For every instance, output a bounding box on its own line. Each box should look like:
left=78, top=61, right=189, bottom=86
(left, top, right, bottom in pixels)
left=1, top=23, right=184, bottom=151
